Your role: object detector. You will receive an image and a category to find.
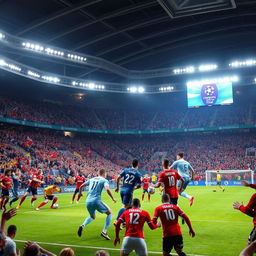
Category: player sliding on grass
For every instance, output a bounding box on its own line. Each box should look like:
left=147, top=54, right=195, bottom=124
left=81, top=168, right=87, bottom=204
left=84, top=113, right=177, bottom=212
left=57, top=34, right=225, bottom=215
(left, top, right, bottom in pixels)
left=114, top=198, right=159, bottom=256
left=77, top=169, right=116, bottom=240
left=154, top=159, right=184, bottom=206
left=141, top=174, right=151, bottom=202
left=233, top=180, right=256, bottom=244
left=36, top=182, right=61, bottom=210
left=153, top=194, right=195, bottom=256
left=170, top=153, right=195, bottom=206
left=71, top=172, right=86, bottom=204
left=17, top=169, right=44, bottom=209
left=114, top=159, right=142, bottom=224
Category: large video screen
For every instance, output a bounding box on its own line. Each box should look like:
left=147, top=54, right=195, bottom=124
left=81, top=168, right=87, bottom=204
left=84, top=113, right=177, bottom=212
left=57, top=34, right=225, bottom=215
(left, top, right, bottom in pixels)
left=187, top=81, right=233, bottom=108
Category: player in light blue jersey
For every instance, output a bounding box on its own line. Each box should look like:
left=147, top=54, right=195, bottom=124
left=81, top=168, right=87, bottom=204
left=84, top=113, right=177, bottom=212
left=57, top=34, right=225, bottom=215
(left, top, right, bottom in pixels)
left=77, top=169, right=116, bottom=240
left=171, top=152, right=195, bottom=206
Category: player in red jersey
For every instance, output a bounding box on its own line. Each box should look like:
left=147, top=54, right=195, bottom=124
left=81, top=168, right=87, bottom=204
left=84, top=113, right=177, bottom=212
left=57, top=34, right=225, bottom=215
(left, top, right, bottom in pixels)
left=114, top=198, right=159, bottom=256
left=71, top=172, right=86, bottom=204
left=141, top=174, right=151, bottom=202
left=0, top=169, right=13, bottom=210
left=233, top=180, right=256, bottom=244
left=154, top=159, right=184, bottom=205
left=153, top=194, right=195, bottom=256
left=16, top=169, right=44, bottom=209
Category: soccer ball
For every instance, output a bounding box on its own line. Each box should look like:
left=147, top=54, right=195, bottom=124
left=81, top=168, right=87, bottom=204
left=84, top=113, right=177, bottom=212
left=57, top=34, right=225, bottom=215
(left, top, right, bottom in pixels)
left=53, top=203, right=59, bottom=209
left=148, top=187, right=156, bottom=194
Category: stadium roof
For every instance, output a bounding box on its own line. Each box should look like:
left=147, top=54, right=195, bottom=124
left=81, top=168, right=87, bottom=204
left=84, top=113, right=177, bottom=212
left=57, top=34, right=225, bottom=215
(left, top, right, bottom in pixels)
left=0, top=0, right=256, bottom=88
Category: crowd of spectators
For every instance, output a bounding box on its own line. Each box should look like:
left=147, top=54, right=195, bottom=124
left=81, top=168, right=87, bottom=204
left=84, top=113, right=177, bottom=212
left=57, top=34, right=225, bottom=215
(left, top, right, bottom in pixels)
left=0, top=96, right=254, bottom=131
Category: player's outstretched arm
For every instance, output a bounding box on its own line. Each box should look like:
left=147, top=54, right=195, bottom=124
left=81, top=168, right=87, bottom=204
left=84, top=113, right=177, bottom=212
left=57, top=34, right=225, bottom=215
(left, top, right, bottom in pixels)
left=78, top=182, right=86, bottom=195
left=106, top=186, right=116, bottom=203
left=182, top=214, right=195, bottom=237
left=115, top=175, right=121, bottom=193
left=240, top=241, right=256, bottom=256
left=233, top=198, right=254, bottom=217
left=242, top=180, right=256, bottom=189
left=24, top=242, right=56, bottom=256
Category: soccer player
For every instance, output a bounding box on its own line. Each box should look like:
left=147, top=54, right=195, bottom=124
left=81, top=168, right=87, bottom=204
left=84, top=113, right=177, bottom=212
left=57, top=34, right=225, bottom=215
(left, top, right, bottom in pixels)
left=154, top=159, right=184, bottom=205
left=9, top=169, right=21, bottom=207
left=153, top=194, right=195, bottom=256
left=233, top=180, right=256, bottom=244
left=16, top=169, right=44, bottom=209
left=115, top=159, right=142, bottom=222
left=71, top=172, right=86, bottom=204
left=170, top=153, right=195, bottom=206
left=213, top=171, right=225, bottom=192
left=77, top=169, right=116, bottom=240
left=141, top=174, right=151, bottom=202
left=0, top=169, right=13, bottom=210
left=36, top=182, right=61, bottom=210
left=151, top=173, right=157, bottom=185
left=114, top=198, right=158, bottom=256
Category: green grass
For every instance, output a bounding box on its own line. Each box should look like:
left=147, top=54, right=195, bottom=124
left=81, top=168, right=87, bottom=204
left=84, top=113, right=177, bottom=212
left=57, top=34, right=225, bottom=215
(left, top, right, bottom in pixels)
left=8, top=187, right=254, bottom=256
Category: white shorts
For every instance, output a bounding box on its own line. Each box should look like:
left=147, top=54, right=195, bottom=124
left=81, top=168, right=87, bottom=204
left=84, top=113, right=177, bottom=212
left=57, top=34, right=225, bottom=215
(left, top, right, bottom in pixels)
left=121, top=237, right=147, bottom=256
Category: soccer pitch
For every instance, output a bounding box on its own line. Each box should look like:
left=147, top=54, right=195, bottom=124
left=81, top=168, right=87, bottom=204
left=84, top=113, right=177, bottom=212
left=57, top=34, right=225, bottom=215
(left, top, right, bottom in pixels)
left=10, top=187, right=254, bottom=256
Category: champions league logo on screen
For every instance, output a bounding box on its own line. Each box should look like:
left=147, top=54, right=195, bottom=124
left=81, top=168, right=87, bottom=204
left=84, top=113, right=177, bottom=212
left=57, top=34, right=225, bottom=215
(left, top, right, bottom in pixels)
left=201, top=84, right=218, bottom=106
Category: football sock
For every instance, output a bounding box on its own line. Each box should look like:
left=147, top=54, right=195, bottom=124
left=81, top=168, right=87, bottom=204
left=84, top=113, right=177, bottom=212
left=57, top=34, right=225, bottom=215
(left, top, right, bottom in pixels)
left=180, top=192, right=192, bottom=200
left=103, top=214, right=112, bottom=233
left=72, top=193, right=76, bottom=202
left=19, top=196, right=27, bottom=206
left=31, top=197, right=37, bottom=204
left=77, top=194, right=82, bottom=202
left=82, top=217, right=94, bottom=227
left=38, top=201, right=47, bottom=208
left=142, top=194, right=145, bottom=201
left=148, top=194, right=151, bottom=202
left=116, top=208, right=126, bottom=220
left=51, top=198, right=57, bottom=207
left=10, top=197, right=19, bottom=206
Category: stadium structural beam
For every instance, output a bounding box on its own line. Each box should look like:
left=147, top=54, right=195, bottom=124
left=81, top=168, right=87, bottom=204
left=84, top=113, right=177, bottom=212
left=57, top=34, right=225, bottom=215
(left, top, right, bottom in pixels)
left=16, top=0, right=102, bottom=36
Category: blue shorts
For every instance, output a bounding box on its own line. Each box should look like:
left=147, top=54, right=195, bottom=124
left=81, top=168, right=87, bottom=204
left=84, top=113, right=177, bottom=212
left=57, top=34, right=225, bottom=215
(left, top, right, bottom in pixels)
left=2, top=189, right=9, bottom=197
left=12, top=188, right=19, bottom=197
left=120, top=190, right=133, bottom=205
left=143, top=189, right=148, bottom=193
left=178, top=177, right=190, bottom=190
left=86, top=200, right=110, bottom=216
left=27, top=186, right=38, bottom=195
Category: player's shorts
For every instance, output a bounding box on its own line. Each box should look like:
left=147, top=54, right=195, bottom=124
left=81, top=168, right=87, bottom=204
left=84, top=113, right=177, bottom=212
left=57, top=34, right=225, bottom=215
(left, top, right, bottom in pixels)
left=27, top=186, right=38, bottom=195
left=217, top=181, right=221, bottom=185
left=121, top=237, right=147, bottom=256
left=1, top=189, right=9, bottom=197
left=12, top=188, right=19, bottom=197
left=248, top=227, right=256, bottom=243
left=120, top=190, right=133, bottom=205
left=170, top=198, right=178, bottom=205
left=163, top=235, right=183, bottom=253
left=86, top=200, right=110, bottom=216
left=143, top=188, right=148, bottom=193
left=178, top=177, right=190, bottom=190
left=45, top=195, right=54, bottom=200
left=152, top=181, right=157, bottom=185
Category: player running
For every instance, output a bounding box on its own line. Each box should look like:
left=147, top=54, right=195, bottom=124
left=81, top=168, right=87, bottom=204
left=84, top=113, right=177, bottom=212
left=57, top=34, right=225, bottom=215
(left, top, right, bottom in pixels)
left=77, top=169, right=116, bottom=240
left=153, top=194, right=195, bottom=256
left=141, top=174, right=151, bottom=202
left=71, top=172, right=86, bottom=204
left=16, top=169, right=44, bottom=209
left=233, top=180, right=256, bottom=244
left=0, top=169, right=13, bottom=210
left=213, top=171, right=225, bottom=192
left=115, top=159, right=142, bottom=223
left=170, top=153, right=195, bottom=206
left=36, top=182, right=61, bottom=210
left=114, top=198, right=158, bottom=256
left=154, top=159, right=184, bottom=205
left=9, top=168, right=21, bottom=207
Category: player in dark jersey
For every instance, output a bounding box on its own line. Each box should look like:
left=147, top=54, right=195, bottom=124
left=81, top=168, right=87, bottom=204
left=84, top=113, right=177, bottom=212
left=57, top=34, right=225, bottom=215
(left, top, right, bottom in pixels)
left=16, top=169, right=44, bottom=209
left=141, top=174, right=151, bottom=202
left=9, top=168, right=21, bottom=207
left=233, top=180, right=256, bottom=244
left=154, top=159, right=184, bottom=205
left=114, top=198, right=158, bottom=256
left=71, top=172, right=86, bottom=204
left=115, top=159, right=142, bottom=224
left=0, top=169, right=13, bottom=210
left=153, top=194, right=195, bottom=256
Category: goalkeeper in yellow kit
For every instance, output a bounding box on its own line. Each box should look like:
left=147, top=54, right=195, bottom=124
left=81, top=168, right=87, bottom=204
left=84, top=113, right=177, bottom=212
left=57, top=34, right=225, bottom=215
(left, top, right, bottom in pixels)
left=36, top=182, right=62, bottom=210
left=213, top=171, right=225, bottom=192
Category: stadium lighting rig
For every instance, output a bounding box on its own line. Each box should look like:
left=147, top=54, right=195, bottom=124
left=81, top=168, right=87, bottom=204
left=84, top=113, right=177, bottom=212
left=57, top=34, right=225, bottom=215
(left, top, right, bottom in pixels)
left=159, top=86, right=174, bottom=92
left=198, top=64, right=218, bottom=72
left=127, top=86, right=145, bottom=93
left=0, top=59, right=21, bottom=72
left=173, top=66, right=195, bottom=74
left=229, top=59, right=256, bottom=68
left=27, top=70, right=40, bottom=78
left=0, top=32, right=5, bottom=40
left=72, top=81, right=105, bottom=90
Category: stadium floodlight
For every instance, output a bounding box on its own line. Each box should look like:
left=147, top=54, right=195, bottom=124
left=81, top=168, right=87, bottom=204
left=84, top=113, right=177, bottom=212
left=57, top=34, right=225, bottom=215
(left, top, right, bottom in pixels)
left=0, top=33, right=5, bottom=39
left=229, top=59, right=256, bottom=68
left=45, top=48, right=64, bottom=56
left=198, top=64, right=218, bottom=72
left=42, top=75, right=60, bottom=83
left=22, top=42, right=44, bottom=52
left=173, top=66, right=195, bottom=74
left=0, top=59, right=21, bottom=72
left=27, top=70, right=40, bottom=78
left=71, top=81, right=104, bottom=90
left=67, top=54, right=86, bottom=62
left=159, top=86, right=174, bottom=92
left=127, top=86, right=145, bottom=93
left=187, top=75, right=239, bottom=87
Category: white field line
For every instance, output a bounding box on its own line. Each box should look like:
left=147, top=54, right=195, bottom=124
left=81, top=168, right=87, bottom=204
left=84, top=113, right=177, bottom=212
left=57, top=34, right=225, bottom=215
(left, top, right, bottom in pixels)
left=14, top=239, right=207, bottom=256
left=23, top=203, right=78, bottom=213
